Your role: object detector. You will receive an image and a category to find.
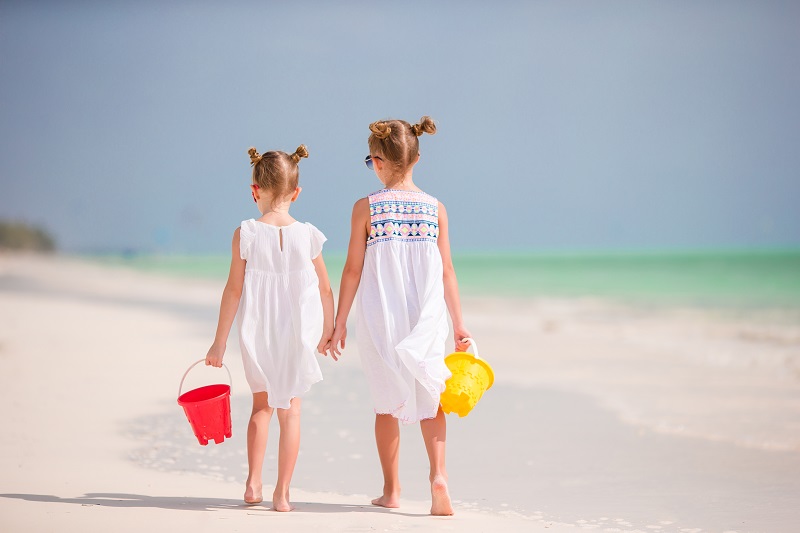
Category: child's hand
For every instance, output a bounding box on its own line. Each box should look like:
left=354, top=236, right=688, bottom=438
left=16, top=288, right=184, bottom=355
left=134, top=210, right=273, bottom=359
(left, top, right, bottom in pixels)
left=453, top=325, right=473, bottom=353
left=317, top=327, right=337, bottom=361
left=317, top=338, right=334, bottom=359
left=317, top=323, right=339, bottom=361
left=330, top=324, right=347, bottom=359
left=205, top=343, right=225, bottom=368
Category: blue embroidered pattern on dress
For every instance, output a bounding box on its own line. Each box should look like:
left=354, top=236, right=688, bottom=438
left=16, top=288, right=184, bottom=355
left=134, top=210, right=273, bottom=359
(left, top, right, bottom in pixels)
left=367, top=189, right=439, bottom=247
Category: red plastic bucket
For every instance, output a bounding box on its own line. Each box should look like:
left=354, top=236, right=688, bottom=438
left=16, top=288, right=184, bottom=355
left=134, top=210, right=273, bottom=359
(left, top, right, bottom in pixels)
left=177, top=360, right=233, bottom=445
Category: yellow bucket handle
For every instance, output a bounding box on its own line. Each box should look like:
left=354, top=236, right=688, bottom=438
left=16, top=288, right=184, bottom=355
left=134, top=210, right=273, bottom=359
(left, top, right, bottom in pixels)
left=461, top=337, right=481, bottom=360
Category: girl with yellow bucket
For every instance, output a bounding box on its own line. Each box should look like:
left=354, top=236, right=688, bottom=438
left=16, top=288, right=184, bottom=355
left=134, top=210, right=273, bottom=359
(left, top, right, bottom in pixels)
left=327, top=116, right=472, bottom=516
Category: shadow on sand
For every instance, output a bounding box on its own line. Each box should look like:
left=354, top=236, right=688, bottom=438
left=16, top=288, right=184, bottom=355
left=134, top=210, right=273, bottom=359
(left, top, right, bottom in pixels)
left=0, top=492, right=429, bottom=517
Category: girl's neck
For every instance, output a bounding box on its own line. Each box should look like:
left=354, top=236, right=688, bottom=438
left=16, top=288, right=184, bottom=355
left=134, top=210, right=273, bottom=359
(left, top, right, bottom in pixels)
left=383, top=172, right=417, bottom=191
left=257, top=202, right=296, bottom=225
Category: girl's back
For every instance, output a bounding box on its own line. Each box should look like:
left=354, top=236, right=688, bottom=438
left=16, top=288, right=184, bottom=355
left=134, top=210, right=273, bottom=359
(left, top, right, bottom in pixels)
left=241, top=219, right=324, bottom=274
left=357, top=187, right=450, bottom=423
left=366, top=188, right=440, bottom=249
left=237, top=218, right=326, bottom=408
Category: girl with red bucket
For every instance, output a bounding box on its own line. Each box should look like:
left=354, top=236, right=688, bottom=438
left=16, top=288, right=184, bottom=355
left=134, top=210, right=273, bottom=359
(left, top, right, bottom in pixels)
left=205, top=144, right=335, bottom=511
left=328, top=117, right=472, bottom=516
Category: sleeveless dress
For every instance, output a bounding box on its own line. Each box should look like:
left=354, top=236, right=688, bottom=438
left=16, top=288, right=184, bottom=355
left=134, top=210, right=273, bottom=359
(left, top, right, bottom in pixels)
left=356, top=188, right=451, bottom=424
left=237, top=219, right=326, bottom=408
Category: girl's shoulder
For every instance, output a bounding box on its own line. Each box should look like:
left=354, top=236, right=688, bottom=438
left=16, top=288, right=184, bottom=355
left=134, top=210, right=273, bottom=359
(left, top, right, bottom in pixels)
left=301, top=220, right=324, bottom=235
left=239, top=218, right=258, bottom=237
left=302, top=222, right=327, bottom=258
left=278, top=220, right=326, bottom=241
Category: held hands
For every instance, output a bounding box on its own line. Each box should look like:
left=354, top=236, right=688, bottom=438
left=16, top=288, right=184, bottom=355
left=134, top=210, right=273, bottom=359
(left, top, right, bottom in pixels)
left=317, top=324, right=337, bottom=361
left=205, top=343, right=225, bottom=368
left=328, top=323, right=347, bottom=360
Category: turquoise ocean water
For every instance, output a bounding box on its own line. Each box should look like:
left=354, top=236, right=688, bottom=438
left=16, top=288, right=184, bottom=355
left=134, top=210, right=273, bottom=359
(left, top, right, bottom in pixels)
left=90, top=250, right=800, bottom=311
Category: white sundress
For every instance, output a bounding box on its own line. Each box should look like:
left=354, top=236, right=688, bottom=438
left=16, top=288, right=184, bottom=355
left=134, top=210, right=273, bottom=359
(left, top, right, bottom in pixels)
left=237, top=219, right=326, bottom=408
left=357, top=188, right=451, bottom=424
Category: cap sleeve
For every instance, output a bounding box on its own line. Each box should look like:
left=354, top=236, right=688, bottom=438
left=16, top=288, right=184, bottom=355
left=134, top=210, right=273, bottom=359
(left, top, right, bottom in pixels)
left=239, top=219, right=256, bottom=260
left=306, top=222, right=327, bottom=259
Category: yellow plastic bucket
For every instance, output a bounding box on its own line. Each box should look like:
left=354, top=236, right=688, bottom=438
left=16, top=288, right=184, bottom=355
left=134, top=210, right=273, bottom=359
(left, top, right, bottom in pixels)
left=441, top=338, right=494, bottom=417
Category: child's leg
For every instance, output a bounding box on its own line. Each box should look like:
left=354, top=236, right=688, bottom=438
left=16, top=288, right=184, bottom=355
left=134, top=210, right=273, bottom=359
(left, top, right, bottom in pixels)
left=273, top=397, right=302, bottom=512
left=372, top=413, right=401, bottom=508
left=245, top=392, right=274, bottom=504
left=420, top=407, right=453, bottom=516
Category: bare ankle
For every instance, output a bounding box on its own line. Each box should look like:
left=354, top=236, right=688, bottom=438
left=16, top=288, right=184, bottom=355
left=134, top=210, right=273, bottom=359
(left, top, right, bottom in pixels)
left=383, top=484, right=401, bottom=497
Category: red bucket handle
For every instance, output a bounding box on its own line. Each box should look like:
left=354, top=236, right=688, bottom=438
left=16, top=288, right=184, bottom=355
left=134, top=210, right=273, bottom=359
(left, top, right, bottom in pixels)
left=461, top=337, right=481, bottom=360
left=178, top=359, right=232, bottom=398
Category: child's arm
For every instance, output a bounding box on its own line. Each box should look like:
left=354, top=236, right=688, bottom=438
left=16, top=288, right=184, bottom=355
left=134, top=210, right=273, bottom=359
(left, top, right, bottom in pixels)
left=437, top=202, right=472, bottom=352
left=329, top=198, right=369, bottom=357
left=206, top=228, right=246, bottom=367
left=312, top=252, right=336, bottom=359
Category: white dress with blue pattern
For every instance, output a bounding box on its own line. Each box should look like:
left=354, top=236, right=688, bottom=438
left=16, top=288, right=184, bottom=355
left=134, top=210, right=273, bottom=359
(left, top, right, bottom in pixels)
left=356, top=188, right=451, bottom=424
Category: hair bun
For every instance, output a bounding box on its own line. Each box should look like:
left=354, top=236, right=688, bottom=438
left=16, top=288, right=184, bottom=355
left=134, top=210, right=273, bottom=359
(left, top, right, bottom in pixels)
left=290, top=144, right=309, bottom=164
left=369, top=121, right=392, bottom=139
left=248, top=146, right=262, bottom=166
left=411, top=116, right=436, bottom=137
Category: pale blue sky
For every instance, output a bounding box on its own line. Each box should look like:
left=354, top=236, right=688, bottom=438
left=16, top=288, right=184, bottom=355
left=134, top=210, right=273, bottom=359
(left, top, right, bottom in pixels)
left=1, top=1, right=798, bottom=253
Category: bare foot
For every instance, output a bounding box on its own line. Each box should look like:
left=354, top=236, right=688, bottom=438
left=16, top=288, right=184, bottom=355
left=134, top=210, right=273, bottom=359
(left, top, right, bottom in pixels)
left=272, top=490, right=294, bottom=512
left=371, top=493, right=400, bottom=508
left=244, top=482, right=262, bottom=505
left=430, top=476, right=454, bottom=516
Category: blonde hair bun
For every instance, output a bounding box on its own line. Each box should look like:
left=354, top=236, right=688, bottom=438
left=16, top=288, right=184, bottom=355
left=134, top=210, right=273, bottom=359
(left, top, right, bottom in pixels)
left=291, top=144, right=309, bottom=164
left=410, top=116, right=436, bottom=137
left=247, top=146, right=262, bottom=166
left=369, top=121, right=392, bottom=139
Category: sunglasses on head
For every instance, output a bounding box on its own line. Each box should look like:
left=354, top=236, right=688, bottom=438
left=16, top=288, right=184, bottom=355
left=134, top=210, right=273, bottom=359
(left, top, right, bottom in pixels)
left=364, top=154, right=383, bottom=170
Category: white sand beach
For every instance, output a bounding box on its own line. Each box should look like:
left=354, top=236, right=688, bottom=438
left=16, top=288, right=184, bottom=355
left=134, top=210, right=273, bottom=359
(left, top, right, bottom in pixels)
left=1, top=253, right=799, bottom=532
